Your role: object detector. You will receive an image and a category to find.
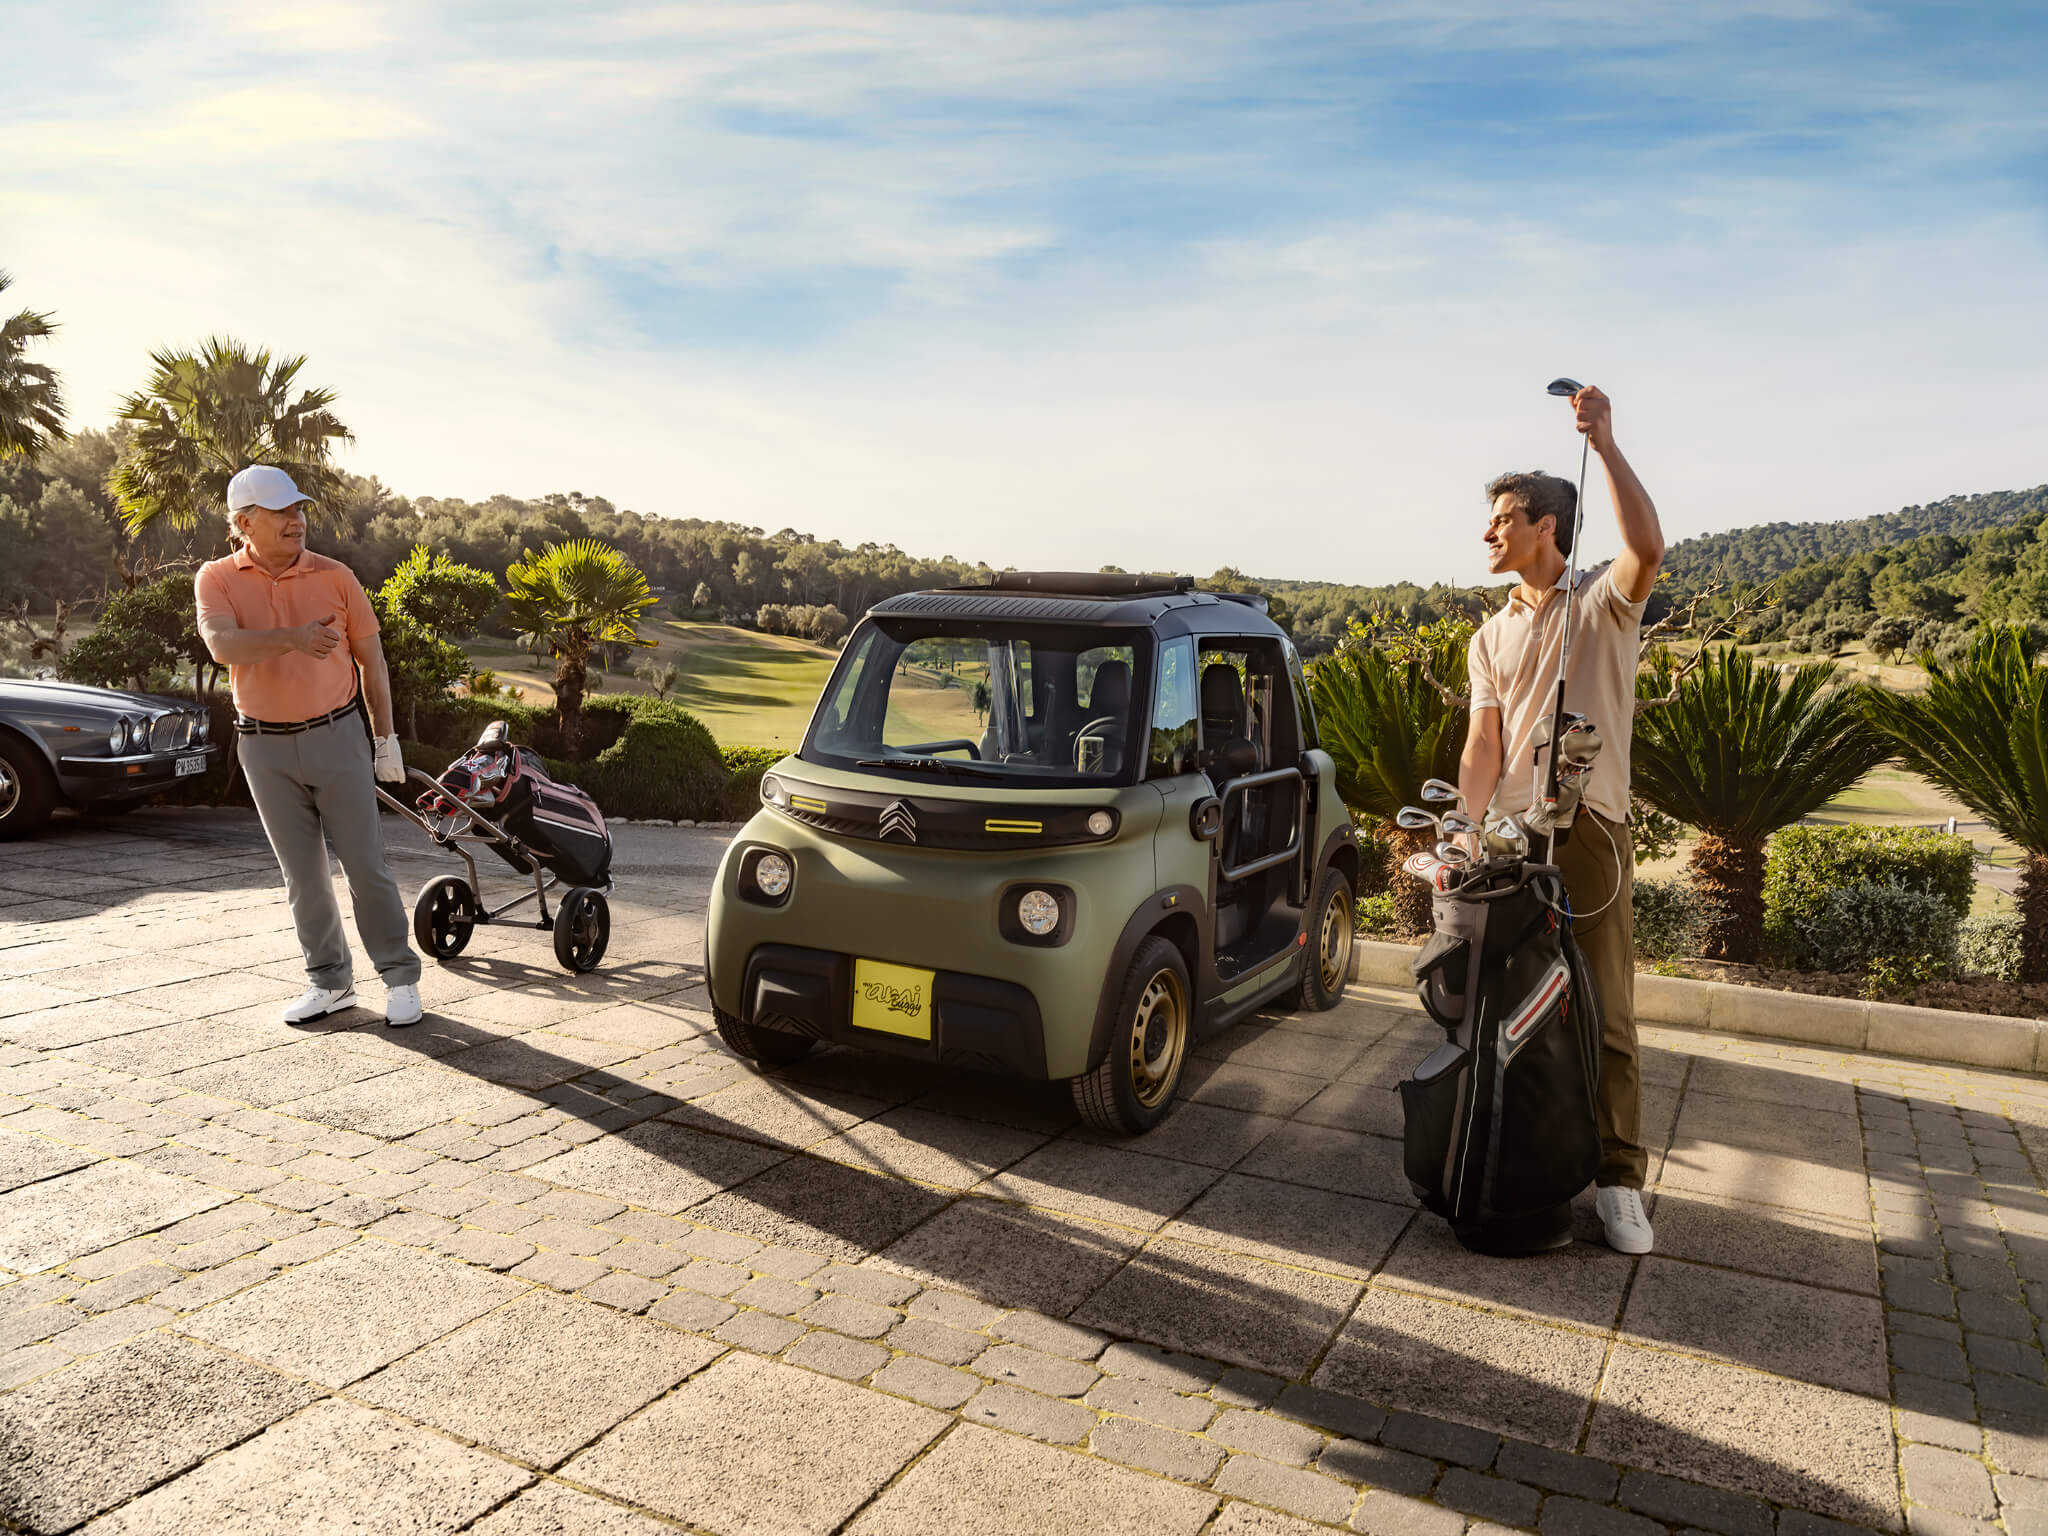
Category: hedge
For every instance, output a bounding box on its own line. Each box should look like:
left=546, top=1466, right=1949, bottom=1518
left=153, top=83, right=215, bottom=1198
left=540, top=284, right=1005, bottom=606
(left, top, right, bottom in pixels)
left=1959, top=913, right=2022, bottom=981
left=1762, top=825, right=1975, bottom=968
left=1800, top=881, right=1961, bottom=977
left=401, top=693, right=729, bottom=821
left=1634, top=877, right=1706, bottom=961
left=721, top=745, right=786, bottom=820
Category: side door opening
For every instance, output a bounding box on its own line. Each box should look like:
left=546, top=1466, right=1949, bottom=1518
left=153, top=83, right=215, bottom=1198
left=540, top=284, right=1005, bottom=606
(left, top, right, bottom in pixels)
left=1196, top=637, right=1309, bottom=975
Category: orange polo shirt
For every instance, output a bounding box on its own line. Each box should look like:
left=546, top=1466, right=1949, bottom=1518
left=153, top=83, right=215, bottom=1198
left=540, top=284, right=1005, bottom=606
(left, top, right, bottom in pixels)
left=194, top=547, right=380, bottom=723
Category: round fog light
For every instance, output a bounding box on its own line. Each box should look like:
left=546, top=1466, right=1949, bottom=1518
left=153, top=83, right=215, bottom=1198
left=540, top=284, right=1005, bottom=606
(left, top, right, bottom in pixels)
left=1086, top=811, right=1114, bottom=837
left=760, top=774, right=789, bottom=808
left=1017, top=889, right=1060, bottom=936
left=754, top=852, right=792, bottom=898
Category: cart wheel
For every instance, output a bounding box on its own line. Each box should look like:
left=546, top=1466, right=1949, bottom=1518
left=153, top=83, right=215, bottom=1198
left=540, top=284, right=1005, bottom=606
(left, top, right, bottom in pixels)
left=1285, top=865, right=1354, bottom=1013
left=554, top=887, right=610, bottom=973
left=1071, top=935, right=1191, bottom=1136
left=413, top=876, right=478, bottom=961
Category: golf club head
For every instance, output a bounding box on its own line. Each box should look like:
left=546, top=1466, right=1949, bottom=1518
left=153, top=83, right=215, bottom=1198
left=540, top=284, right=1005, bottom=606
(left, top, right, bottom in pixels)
left=1395, top=806, right=1439, bottom=832
left=1547, top=377, right=1584, bottom=397
left=1435, top=840, right=1472, bottom=867
left=1440, top=810, right=1481, bottom=838
left=1420, top=778, right=1462, bottom=804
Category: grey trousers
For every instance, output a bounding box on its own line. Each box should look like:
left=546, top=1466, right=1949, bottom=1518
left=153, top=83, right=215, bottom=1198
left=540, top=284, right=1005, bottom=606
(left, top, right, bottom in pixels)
left=240, top=715, right=420, bottom=991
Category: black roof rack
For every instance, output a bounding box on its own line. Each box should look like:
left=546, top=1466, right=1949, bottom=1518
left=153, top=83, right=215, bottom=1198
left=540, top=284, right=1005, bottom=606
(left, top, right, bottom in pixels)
left=954, top=571, right=1196, bottom=599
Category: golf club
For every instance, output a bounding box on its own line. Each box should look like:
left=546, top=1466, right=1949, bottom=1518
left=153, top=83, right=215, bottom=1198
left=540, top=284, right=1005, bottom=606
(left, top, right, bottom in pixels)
left=1540, top=377, right=1595, bottom=861
left=1421, top=778, right=1462, bottom=804
left=1396, top=806, right=1440, bottom=832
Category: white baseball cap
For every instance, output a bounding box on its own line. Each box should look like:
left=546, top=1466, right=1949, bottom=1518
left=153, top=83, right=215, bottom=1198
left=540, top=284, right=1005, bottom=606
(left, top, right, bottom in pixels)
left=226, top=464, right=309, bottom=511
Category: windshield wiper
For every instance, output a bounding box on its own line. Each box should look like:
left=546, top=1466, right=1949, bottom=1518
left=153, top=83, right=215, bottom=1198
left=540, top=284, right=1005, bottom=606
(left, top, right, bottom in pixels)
left=856, top=756, right=1003, bottom=780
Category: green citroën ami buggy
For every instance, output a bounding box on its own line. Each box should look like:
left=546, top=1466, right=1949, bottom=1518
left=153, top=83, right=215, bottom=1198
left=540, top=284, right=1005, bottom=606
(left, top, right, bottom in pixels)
left=706, top=572, right=1362, bottom=1133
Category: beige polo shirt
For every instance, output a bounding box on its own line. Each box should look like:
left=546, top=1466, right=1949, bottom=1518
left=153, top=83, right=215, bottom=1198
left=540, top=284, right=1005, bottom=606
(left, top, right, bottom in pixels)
left=1467, top=562, right=1646, bottom=824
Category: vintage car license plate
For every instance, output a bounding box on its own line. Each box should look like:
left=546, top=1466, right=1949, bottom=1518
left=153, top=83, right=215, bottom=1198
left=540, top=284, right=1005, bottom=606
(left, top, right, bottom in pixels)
left=850, top=959, right=934, bottom=1040
left=175, top=754, right=207, bottom=777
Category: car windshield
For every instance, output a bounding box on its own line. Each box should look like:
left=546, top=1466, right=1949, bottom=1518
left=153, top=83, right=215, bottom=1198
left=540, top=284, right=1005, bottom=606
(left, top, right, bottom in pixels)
left=802, top=619, right=1150, bottom=787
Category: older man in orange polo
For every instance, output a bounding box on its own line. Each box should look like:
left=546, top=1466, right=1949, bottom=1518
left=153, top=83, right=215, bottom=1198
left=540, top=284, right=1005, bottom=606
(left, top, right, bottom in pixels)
left=195, top=464, right=422, bottom=1027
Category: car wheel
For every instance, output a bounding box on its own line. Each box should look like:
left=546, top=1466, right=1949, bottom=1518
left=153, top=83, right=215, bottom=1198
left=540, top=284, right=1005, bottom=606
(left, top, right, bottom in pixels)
left=413, top=876, right=478, bottom=961
left=1289, top=865, right=1355, bottom=1012
left=0, top=735, right=56, bottom=842
left=553, top=888, right=611, bottom=974
left=1071, top=935, right=1191, bottom=1135
left=713, top=1002, right=815, bottom=1068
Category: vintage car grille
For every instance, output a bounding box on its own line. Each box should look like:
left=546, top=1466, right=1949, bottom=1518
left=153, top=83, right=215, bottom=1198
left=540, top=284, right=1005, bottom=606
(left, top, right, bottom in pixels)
left=148, top=714, right=195, bottom=752
left=767, top=778, right=1118, bottom=851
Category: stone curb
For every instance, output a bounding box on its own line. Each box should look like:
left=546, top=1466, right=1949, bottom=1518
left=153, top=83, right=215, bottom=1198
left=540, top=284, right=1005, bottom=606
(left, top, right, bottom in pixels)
left=1349, top=938, right=2046, bottom=1075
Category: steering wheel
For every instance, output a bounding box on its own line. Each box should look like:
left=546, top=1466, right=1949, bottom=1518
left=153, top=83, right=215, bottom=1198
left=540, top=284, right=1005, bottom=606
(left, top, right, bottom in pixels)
left=1073, top=716, right=1119, bottom=771
left=899, top=738, right=982, bottom=759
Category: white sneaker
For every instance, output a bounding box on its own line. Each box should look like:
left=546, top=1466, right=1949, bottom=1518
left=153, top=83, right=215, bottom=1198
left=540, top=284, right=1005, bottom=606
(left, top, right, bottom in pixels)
left=384, top=983, right=423, bottom=1028
left=283, top=985, right=355, bottom=1024
left=1596, top=1185, right=1655, bottom=1255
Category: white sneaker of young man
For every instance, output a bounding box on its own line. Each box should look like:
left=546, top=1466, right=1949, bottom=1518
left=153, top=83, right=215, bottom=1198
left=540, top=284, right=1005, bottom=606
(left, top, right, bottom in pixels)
left=282, top=985, right=355, bottom=1024
left=1596, top=1185, right=1655, bottom=1254
left=384, top=983, right=422, bottom=1028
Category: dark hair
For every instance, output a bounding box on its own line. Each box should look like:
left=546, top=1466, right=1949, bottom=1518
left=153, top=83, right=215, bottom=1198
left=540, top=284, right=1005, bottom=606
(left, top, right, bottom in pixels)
left=1485, top=471, right=1576, bottom=557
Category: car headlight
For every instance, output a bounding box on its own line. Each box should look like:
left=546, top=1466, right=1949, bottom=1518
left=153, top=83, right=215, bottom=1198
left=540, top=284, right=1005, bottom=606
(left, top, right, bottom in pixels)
left=129, top=717, right=152, bottom=751
left=1087, top=810, right=1115, bottom=837
left=108, top=718, right=129, bottom=753
left=1017, top=889, right=1061, bottom=937
left=760, top=774, right=789, bottom=808
left=194, top=713, right=210, bottom=743
left=754, top=851, right=792, bottom=898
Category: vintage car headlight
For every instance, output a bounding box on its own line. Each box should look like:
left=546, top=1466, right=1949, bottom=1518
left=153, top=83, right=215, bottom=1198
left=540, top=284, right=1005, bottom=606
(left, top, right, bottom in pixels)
left=754, top=851, right=793, bottom=898
left=128, top=716, right=152, bottom=752
left=1017, top=889, right=1061, bottom=937
left=108, top=718, right=130, bottom=753
left=194, top=712, right=210, bottom=743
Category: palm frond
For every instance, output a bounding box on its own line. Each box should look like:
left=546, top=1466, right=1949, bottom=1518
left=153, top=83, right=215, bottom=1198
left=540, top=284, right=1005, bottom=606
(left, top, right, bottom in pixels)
left=1631, top=647, right=1889, bottom=840
left=1863, top=627, right=2048, bottom=855
left=1307, top=633, right=1468, bottom=826
left=0, top=269, right=67, bottom=459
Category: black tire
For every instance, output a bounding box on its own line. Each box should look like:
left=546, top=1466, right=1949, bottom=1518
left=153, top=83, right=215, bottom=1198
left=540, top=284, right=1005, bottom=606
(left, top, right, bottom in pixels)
left=0, top=734, right=56, bottom=842
left=553, top=887, right=611, bottom=973
left=1288, top=865, right=1355, bottom=1013
left=1071, top=935, right=1192, bottom=1135
left=413, top=875, right=478, bottom=961
left=713, top=1002, right=815, bottom=1068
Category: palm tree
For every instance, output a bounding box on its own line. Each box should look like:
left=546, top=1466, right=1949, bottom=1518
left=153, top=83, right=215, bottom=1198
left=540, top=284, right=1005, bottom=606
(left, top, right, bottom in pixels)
left=503, top=539, right=657, bottom=756
left=1631, top=648, right=1889, bottom=963
left=1864, top=626, right=2048, bottom=981
left=110, top=338, right=351, bottom=533
left=1308, top=629, right=1468, bottom=937
left=0, top=272, right=66, bottom=460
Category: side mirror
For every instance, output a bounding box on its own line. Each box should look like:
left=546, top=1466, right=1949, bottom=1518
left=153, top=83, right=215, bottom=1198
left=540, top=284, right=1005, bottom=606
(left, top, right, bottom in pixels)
left=1189, top=797, right=1223, bottom=841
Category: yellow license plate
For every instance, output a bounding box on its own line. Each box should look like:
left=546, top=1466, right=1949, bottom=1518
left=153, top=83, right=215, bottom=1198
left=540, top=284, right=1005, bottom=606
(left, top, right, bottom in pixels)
left=850, top=959, right=934, bottom=1040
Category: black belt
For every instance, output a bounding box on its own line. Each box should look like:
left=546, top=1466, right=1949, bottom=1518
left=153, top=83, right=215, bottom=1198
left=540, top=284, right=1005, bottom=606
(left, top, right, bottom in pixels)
left=235, top=696, right=367, bottom=737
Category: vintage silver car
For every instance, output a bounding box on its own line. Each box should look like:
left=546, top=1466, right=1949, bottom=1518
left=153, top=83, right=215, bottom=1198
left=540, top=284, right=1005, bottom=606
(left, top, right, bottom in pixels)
left=0, top=680, right=221, bottom=839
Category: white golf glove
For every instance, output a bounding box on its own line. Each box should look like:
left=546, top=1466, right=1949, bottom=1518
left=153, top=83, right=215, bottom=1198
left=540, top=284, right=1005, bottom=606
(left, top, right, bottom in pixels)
left=372, top=735, right=406, bottom=785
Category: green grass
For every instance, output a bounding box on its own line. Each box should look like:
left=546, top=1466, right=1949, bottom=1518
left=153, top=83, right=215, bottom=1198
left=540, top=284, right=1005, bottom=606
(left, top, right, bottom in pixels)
left=465, top=622, right=838, bottom=750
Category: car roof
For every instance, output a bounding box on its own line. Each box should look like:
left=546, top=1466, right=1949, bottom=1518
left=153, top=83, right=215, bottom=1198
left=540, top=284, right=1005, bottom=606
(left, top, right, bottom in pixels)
left=870, top=572, right=1285, bottom=640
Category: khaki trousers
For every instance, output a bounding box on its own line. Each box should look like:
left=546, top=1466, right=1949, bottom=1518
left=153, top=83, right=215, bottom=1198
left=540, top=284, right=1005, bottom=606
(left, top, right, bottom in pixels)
left=240, top=714, right=420, bottom=992
left=1551, top=808, right=1646, bottom=1189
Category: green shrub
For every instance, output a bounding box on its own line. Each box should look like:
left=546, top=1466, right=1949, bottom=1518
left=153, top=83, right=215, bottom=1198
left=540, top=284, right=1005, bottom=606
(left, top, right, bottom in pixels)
left=405, top=692, right=728, bottom=821
left=1354, top=890, right=1397, bottom=936
left=721, top=744, right=787, bottom=819
left=1800, top=880, right=1960, bottom=977
left=1633, top=877, right=1706, bottom=961
left=1958, top=914, right=2023, bottom=981
left=1762, top=824, right=1975, bottom=967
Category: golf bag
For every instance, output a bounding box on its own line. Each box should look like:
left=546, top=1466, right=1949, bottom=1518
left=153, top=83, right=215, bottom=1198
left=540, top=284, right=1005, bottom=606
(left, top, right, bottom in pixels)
left=1400, top=863, right=1603, bottom=1255
left=417, top=726, right=613, bottom=887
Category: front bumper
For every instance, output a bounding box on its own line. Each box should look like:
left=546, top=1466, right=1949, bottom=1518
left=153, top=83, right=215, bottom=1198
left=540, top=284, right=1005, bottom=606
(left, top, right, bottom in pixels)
left=58, top=743, right=221, bottom=799
left=742, top=942, right=1047, bottom=1077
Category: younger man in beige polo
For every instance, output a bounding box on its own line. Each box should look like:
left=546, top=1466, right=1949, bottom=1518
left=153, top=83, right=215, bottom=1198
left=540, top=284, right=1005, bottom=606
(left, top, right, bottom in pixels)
left=1458, top=385, right=1664, bottom=1255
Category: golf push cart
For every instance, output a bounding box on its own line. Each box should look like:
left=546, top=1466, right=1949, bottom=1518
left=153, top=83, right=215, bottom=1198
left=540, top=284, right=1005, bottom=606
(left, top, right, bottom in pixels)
left=706, top=572, right=1365, bottom=1133
left=375, top=721, right=615, bottom=975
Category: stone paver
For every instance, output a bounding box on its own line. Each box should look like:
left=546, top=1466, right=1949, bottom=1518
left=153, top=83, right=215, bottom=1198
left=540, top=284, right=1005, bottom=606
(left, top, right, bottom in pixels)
left=564, top=1353, right=946, bottom=1535
left=5, top=810, right=2046, bottom=1535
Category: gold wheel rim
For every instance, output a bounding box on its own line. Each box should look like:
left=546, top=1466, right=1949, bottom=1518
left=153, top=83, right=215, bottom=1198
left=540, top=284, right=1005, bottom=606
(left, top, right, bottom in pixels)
left=1318, top=887, right=1353, bottom=992
left=1127, top=968, right=1187, bottom=1110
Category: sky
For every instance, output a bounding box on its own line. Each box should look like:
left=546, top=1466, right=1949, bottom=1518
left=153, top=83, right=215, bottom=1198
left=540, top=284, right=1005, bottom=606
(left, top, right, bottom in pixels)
left=5, top=1, right=2046, bottom=585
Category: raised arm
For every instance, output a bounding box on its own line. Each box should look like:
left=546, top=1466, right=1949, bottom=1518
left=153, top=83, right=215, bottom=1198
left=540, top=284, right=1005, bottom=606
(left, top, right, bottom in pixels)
left=1573, top=386, right=1664, bottom=604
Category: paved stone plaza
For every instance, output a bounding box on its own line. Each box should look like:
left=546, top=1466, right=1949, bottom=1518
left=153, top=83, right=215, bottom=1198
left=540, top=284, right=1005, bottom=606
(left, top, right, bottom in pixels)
left=0, top=808, right=2044, bottom=1535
